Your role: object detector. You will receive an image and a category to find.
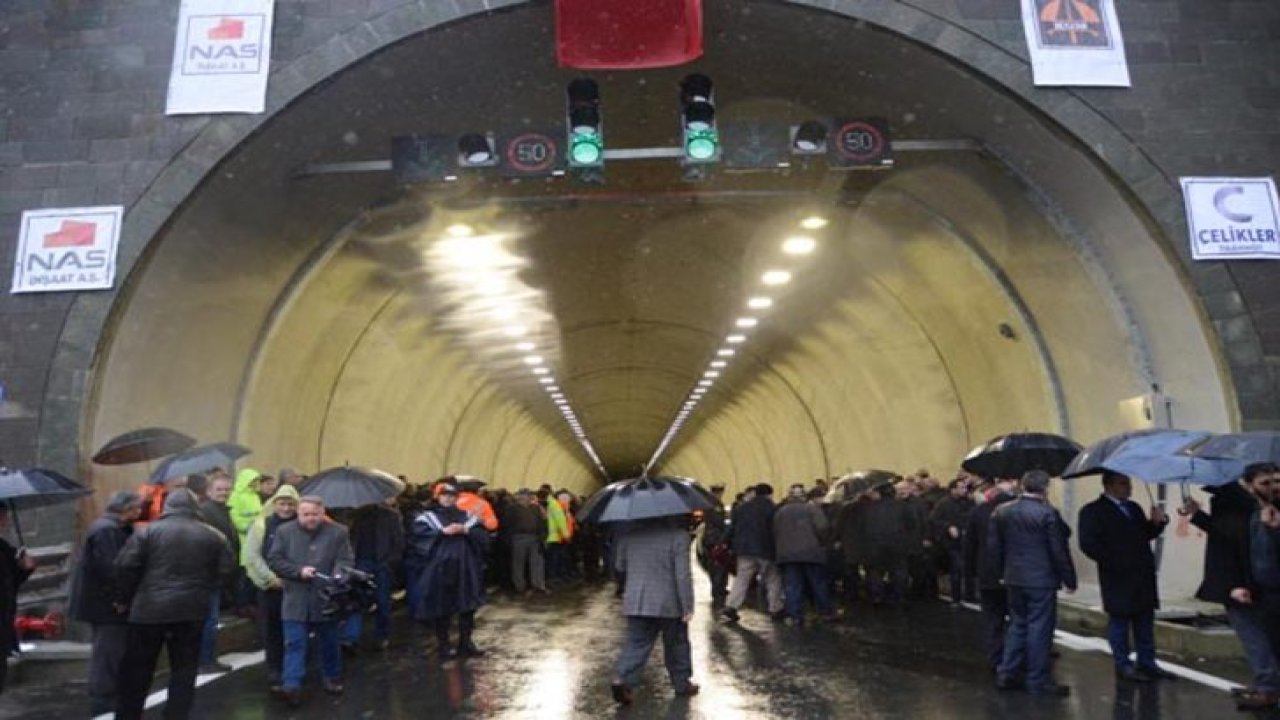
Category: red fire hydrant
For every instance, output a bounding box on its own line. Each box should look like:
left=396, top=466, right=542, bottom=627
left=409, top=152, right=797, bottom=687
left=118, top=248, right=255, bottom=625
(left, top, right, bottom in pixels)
left=14, top=612, right=63, bottom=639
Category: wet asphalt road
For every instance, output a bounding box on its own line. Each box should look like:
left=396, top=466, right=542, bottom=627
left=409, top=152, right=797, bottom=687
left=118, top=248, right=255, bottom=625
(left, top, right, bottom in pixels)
left=3, top=576, right=1265, bottom=720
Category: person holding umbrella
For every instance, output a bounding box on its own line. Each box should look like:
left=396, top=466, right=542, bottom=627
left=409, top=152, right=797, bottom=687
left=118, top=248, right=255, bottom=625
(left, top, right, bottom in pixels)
left=610, top=514, right=699, bottom=705
left=408, top=483, right=490, bottom=662
left=0, top=505, right=35, bottom=695
left=1078, top=471, right=1174, bottom=682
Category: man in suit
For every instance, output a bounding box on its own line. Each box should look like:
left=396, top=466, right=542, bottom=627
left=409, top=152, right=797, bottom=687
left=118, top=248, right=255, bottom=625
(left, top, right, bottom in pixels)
left=1078, top=471, right=1173, bottom=682
left=965, top=477, right=1018, bottom=672
left=989, top=470, right=1077, bottom=698
left=610, top=516, right=698, bottom=705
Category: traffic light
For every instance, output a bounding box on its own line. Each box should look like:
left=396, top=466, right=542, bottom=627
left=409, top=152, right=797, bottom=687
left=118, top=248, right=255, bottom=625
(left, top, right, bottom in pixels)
left=456, top=132, right=497, bottom=167
left=790, top=120, right=828, bottom=155
left=679, top=74, right=719, bottom=163
left=566, top=78, right=603, bottom=167
left=390, top=134, right=452, bottom=183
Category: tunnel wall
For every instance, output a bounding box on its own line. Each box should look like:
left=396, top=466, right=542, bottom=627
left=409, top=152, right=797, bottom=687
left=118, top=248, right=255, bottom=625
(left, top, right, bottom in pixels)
left=0, top=0, right=1274, bottom=554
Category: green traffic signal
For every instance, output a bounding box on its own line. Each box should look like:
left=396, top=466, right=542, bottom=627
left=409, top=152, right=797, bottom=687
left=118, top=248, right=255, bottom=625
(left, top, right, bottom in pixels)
left=570, top=132, right=603, bottom=166
left=684, top=129, right=719, bottom=162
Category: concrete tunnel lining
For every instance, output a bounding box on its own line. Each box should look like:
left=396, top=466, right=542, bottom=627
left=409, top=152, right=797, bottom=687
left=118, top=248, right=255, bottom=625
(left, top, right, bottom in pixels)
left=65, top=0, right=1238, bottom=605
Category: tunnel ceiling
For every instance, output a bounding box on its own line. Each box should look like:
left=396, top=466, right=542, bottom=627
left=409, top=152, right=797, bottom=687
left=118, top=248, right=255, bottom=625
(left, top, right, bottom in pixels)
left=87, top=0, right=1233, bottom=489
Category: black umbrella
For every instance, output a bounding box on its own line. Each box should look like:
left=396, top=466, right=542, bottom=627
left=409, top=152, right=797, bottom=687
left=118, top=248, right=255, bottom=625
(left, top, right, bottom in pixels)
left=0, top=467, right=93, bottom=545
left=577, top=475, right=717, bottom=524
left=1189, top=432, right=1280, bottom=465
left=961, top=432, right=1083, bottom=479
left=842, top=469, right=898, bottom=496
left=149, top=443, right=251, bottom=484
left=92, top=427, right=196, bottom=465
left=299, top=466, right=404, bottom=509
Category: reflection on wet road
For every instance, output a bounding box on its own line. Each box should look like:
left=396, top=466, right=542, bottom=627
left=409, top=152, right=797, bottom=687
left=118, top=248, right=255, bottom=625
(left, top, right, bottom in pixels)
left=6, top=578, right=1262, bottom=719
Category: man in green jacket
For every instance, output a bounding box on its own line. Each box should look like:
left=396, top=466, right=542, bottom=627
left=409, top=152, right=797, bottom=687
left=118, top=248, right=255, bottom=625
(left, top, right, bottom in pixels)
left=242, top=485, right=300, bottom=689
left=228, top=468, right=265, bottom=546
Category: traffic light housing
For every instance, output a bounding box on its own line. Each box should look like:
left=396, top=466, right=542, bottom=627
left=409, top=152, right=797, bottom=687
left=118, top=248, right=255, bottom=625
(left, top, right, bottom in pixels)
left=456, top=132, right=498, bottom=167
left=679, top=74, right=719, bottom=164
left=566, top=78, right=603, bottom=168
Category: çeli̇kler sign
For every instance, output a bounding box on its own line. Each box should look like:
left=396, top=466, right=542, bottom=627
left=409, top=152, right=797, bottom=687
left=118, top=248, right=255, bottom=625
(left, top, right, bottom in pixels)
left=166, top=0, right=276, bottom=115
left=1181, top=177, right=1280, bottom=261
left=10, top=206, right=123, bottom=293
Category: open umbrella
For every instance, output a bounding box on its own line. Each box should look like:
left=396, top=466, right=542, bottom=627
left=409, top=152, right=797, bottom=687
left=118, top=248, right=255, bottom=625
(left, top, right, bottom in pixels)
left=577, top=475, right=717, bottom=524
left=149, top=442, right=251, bottom=484
left=1069, top=430, right=1240, bottom=487
left=299, top=466, right=404, bottom=508
left=0, top=467, right=93, bottom=545
left=961, top=432, right=1082, bottom=479
left=836, top=470, right=898, bottom=498
left=1061, top=428, right=1174, bottom=479
left=1189, top=432, right=1280, bottom=466
left=92, top=427, right=196, bottom=465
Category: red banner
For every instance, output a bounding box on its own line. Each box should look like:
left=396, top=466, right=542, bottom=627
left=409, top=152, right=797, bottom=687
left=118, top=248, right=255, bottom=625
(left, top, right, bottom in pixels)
left=555, top=0, right=703, bottom=70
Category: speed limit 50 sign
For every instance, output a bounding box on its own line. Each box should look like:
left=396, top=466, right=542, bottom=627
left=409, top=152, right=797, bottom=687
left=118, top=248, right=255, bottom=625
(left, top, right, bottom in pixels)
left=830, top=118, right=894, bottom=168
left=500, top=132, right=563, bottom=177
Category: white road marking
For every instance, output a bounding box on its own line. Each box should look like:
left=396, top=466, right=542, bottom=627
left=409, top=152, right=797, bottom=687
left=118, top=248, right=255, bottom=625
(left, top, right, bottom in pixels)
left=91, top=650, right=265, bottom=719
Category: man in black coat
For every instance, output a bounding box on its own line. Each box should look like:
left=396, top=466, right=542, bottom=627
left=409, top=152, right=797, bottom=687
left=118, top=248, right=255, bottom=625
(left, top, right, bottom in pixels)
left=720, top=484, right=784, bottom=622
left=1078, top=472, right=1172, bottom=682
left=989, top=470, right=1076, bottom=697
left=1187, top=462, right=1280, bottom=710
left=342, top=499, right=404, bottom=652
left=501, top=489, right=548, bottom=595
left=965, top=478, right=1018, bottom=672
left=0, top=506, right=36, bottom=696
left=114, top=488, right=237, bottom=719
left=68, top=491, right=141, bottom=715
left=930, top=479, right=975, bottom=605
left=699, top=485, right=729, bottom=606
left=198, top=473, right=239, bottom=673
left=861, top=484, right=915, bottom=605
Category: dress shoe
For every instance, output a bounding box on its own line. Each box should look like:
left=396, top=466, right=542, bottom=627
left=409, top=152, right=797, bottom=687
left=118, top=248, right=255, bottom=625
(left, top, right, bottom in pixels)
left=1116, top=666, right=1153, bottom=683
left=457, top=642, right=486, bottom=658
left=340, top=642, right=359, bottom=657
left=373, top=638, right=390, bottom=651
left=1028, top=684, right=1071, bottom=697
left=1236, top=690, right=1280, bottom=710
left=770, top=610, right=788, bottom=623
left=675, top=682, right=701, bottom=697
left=611, top=682, right=635, bottom=706
left=272, top=686, right=303, bottom=707
left=1137, top=665, right=1177, bottom=681
left=1231, top=686, right=1257, bottom=697
left=198, top=661, right=233, bottom=674
left=995, top=676, right=1025, bottom=691
left=438, top=648, right=458, bottom=663
left=719, top=607, right=740, bottom=623
left=322, top=680, right=345, bottom=695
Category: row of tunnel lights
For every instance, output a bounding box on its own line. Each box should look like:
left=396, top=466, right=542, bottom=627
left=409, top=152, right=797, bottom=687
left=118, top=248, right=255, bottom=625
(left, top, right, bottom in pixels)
left=643, top=216, right=828, bottom=473
left=520, top=349, right=608, bottom=478
left=439, top=222, right=608, bottom=478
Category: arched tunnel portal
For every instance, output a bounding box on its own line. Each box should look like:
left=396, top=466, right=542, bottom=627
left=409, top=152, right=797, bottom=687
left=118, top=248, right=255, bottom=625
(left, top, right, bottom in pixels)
left=74, top=1, right=1235, bottom=600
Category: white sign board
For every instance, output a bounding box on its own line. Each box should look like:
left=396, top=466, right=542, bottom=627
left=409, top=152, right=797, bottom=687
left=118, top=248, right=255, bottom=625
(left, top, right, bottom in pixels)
left=166, top=0, right=275, bottom=115
left=1181, top=177, right=1280, bottom=260
left=11, top=206, right=123, bottom=293
left=1022, top=0, right=1131, bottom=87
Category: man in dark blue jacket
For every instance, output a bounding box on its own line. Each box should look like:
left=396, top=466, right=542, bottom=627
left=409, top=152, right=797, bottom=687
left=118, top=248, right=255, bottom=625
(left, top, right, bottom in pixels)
left=989, top=470, right=1076, bottom=697
left=720, top=484, right=784, bottom=622
left=1078, top=471, right=1172, bottom=682
left=69, top=491, right=142, bottom=716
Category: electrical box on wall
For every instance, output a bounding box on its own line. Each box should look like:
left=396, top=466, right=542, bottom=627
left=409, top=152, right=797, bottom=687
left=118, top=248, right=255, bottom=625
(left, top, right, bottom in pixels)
left=1118, top=391, right=1173, bottom=429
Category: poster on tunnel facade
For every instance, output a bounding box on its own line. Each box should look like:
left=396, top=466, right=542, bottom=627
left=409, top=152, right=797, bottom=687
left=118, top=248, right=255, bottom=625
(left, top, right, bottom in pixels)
left=1021, top=0, right=1131, bottom=86
left=1181, top=177, right=1280, bottom=260
left=10, top=206, right=122, bottom=294
left=165, top=0, right=276, bottom=115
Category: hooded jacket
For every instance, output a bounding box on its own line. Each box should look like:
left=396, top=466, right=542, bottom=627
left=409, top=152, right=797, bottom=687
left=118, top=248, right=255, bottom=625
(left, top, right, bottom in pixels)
left=228, top=468, right=265, bottom=541
left=114, top=489, right=237, bottom=624
left=242, top=484, right=302, bottom=589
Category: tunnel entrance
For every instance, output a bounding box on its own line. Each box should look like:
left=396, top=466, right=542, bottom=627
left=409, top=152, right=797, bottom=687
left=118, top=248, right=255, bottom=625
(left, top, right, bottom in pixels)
left=79, top=1, right=1231, bottom=600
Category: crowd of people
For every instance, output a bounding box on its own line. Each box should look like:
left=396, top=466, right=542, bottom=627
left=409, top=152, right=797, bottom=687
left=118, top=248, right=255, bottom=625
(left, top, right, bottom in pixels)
left=59, top=468, right=612, bottom=716
left=8, top=458, right=1275, bottom=715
